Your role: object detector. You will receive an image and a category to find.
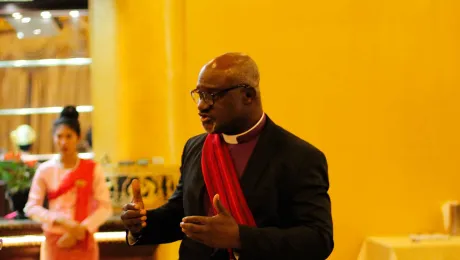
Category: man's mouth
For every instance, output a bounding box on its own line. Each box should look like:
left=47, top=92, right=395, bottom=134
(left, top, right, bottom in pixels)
left=199, top=113, right=212, bottom=123
left=201, top=116, right=212, bottom=122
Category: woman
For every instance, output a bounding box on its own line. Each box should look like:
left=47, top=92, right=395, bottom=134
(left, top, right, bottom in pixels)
left=24, top=106, right=113, bottom=260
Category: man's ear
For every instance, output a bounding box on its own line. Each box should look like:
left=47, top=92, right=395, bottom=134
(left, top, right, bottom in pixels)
left=242, top=88, right=257, bottom=104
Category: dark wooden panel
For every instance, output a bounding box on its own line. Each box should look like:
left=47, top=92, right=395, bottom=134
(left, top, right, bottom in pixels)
left=0, top=0, right=87, bottom=11
left=0, top=246, right=41, bottom=260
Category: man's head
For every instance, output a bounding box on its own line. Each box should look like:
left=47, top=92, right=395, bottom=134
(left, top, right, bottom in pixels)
left=191, top=53, right=263, bottom=135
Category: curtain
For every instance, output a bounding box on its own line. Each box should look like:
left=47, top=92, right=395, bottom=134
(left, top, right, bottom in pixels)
left=0, top=17, right=91, bottom=154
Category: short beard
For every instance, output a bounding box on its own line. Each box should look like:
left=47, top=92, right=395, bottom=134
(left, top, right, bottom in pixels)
left=205, top=121, right=217, bottom=134
left=210, top=121, right=217, bottom=133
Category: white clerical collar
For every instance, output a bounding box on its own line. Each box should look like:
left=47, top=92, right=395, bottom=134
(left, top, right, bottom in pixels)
left=222, top=113, right=265, bottom=144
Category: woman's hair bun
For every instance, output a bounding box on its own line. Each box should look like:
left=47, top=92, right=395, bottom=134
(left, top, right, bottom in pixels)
left=60, top=106, right=79, bottom=120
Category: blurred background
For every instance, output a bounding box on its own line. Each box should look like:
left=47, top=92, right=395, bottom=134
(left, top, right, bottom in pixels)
left=0, top=0, right=459, bottom=259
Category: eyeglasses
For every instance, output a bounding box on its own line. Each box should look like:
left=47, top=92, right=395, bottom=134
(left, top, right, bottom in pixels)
left=190, top=84, right=251, bottom=106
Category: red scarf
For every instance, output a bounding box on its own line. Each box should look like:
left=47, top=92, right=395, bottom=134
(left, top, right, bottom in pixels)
left=201, top=134, right=257, bottom=258
left=47, top=159, right=95, bottom=223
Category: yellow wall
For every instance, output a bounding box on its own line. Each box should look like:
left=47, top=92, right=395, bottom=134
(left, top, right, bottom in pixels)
left=91, top=0, right=186, bottom=163
left=91, top=0, right=460, bottom=259
left=114, top=0, right=186, bottom=163
left=183, top=0, right=460, bottom=259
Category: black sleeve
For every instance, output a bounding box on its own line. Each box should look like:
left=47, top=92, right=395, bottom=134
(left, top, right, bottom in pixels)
left=238, top=150, right=333, bottom=259
left=129, top=140, right=190, bottom=245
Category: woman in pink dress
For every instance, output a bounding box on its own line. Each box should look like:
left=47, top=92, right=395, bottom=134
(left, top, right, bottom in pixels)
left=24, top=106, right=113, bottom=260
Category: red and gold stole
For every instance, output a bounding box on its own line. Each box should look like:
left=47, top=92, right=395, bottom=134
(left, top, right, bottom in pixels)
left=201, top=134, right=256, bottom=259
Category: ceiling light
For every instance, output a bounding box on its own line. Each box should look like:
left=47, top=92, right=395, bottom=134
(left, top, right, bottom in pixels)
left=12, top=12, right=22, bottom=19
left=14, top=60, right=26, bottom=67
left=4, top=4, right=19, bottom=14
left=69, top=10, right=79, bottom=18
left=21, top=17, right=31, bottom=23
left=16, top=32, right=24, bottom=39
left=0, top=58, right=92, bottom=68
left=40, top=11, right=52, bottom=19
left=33, top=29, right=41, bottom=35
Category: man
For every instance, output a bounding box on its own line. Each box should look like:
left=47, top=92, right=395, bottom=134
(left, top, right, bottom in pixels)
left=121, top=53, right=333, bottom=259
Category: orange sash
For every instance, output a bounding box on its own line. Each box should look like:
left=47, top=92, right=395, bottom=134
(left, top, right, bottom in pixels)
left=47, top=159, right=95, bottom=223
left=47, top=159, right=95, bottom=250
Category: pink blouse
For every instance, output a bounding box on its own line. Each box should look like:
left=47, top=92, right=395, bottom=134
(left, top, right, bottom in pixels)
left=24, top=157, right=113, bottom=234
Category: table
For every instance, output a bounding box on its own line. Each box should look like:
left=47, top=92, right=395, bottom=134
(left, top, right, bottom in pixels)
left=0, top=215, right=124, bottom=236
left=358, top=236, right=460, bottom=260
left=0, top=232, right=156, bottom=260
left=0, top=217, right=156, bottom=259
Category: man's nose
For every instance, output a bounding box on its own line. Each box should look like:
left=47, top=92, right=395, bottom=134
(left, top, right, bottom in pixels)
left=197, top=99, right=211, bottom=111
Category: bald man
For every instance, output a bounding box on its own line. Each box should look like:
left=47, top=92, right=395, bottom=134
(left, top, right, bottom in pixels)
left=121, top=53, right=333, bottom=259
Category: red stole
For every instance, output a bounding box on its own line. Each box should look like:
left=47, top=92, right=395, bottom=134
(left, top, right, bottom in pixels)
left=201, top=134, right=257, bottom=258
left=47, top=159, right=95, bottom=223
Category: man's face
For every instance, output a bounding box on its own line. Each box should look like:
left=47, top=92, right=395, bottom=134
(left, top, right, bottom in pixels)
left=194, top=71, right=246, bottom=135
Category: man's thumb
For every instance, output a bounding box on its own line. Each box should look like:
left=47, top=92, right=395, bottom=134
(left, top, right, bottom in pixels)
left=213, top=194, right=229, bottom=216
left=131, top=179, right=144, bottom=209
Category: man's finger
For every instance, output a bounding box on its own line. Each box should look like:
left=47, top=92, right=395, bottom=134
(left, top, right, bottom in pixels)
left=180, top=222, right=207, bottom=233
left=122, top=203, right=143, bottom=212
left=121, top=210, right=146, bottom=220
left=123, top=218, right=147, bottom=233
left=122, top=216, right=147, bottom=225
left=213, top=194, right=230, bottom=216
left=129, top=224, right=145, bottom=234
left=182, top=216, right=209, bottom=225
left=182, top=230, right=206, bottom=244
left=131, top=179, right=145, bottom=209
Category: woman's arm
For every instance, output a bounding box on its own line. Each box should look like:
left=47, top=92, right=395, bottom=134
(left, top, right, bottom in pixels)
left=24, top=166, right=66, bottom=224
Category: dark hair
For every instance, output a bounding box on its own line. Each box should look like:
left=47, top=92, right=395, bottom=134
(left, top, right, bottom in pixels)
left=53, top=106, right=81, bottom=136
left=86, top=127, right=92, bottom=148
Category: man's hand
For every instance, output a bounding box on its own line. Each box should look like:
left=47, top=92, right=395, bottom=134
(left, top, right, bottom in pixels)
left=181, top=194, right=241, bottom=249
left=56, top=233, right=77, bottom=249
left=54, top=218, right=87, bottom=240
left=121, top=179, right=147, bottom=236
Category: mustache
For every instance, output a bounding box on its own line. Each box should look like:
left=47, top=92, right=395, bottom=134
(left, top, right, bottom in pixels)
left=199, top=107, right=212, bottom=114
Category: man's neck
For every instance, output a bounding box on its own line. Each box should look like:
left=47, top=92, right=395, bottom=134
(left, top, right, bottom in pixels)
left=222, top=112, right=265, bottom=144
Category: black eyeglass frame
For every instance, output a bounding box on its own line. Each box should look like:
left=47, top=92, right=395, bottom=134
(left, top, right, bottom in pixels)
left=190, top=84, right=251, bottom=105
